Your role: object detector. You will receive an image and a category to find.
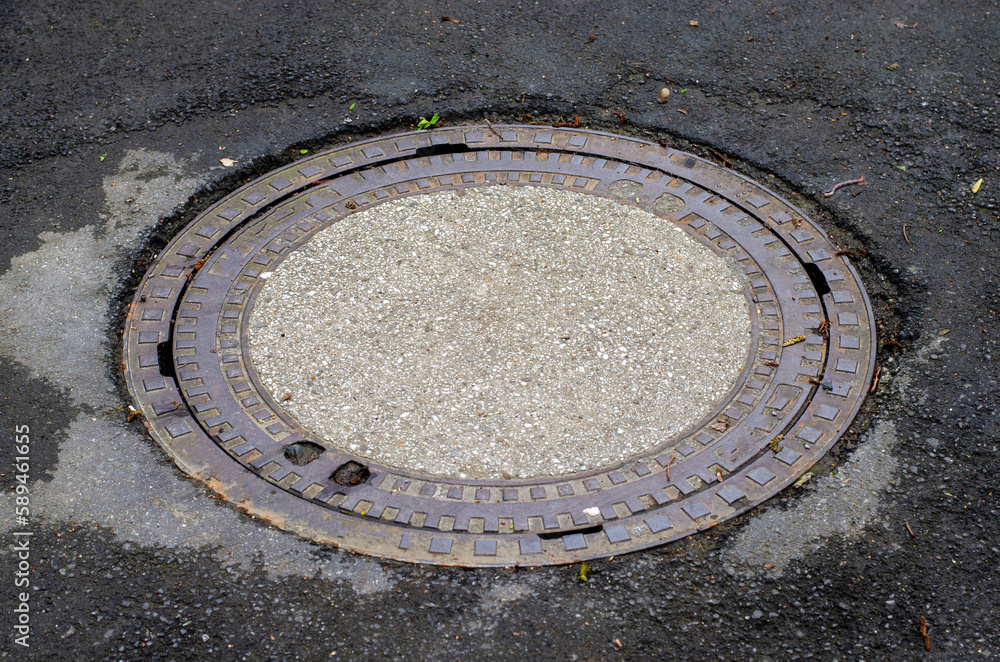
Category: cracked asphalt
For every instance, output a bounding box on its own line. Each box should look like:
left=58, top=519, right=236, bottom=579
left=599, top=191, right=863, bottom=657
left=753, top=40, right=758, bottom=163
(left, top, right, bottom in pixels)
left=1, top=1, right=998, bottom=660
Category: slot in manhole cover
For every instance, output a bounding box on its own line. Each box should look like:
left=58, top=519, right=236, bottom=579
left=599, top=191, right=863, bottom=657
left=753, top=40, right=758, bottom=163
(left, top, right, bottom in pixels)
left=124, top=126, right=875, bottom=566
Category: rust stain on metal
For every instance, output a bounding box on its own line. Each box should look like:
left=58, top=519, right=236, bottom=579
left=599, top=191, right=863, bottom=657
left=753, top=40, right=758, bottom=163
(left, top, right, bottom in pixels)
left=123, top=125, right=876, bottom=566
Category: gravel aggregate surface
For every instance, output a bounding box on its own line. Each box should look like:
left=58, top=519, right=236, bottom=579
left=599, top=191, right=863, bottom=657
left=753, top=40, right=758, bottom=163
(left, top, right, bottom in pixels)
left=249, top=186, right=751, bottom=479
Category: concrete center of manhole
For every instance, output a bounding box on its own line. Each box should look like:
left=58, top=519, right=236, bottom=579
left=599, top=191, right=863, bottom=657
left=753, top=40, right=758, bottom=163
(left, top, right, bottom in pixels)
left=248, top=186, right=751, bottom=479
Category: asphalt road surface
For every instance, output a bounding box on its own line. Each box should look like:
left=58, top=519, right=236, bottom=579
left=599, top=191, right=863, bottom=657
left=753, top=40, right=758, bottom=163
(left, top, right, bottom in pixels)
left=1, top=1, right=998, bottom=660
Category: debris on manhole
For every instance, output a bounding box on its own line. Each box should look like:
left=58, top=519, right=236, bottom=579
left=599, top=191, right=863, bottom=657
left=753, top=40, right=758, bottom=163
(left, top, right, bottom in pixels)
left=124, top=125, right=876, bottom=567
left=333, top=461, right=371, bottom=487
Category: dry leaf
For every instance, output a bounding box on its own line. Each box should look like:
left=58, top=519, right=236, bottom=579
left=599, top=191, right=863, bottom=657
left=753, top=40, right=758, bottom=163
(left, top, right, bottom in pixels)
left=689, top=20, right=699, bottom=26
left=219, top=158, right=236, bottom=167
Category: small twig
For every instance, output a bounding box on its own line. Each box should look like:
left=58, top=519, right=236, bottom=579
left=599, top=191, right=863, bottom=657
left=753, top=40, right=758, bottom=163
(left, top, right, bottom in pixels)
left=920, top=616, right=931, bottom=651
left=484, top=119, right=503, bottom=139
left=553, top=116, right=582, bottom=128
left=870, top=366, right=882, bottom=394
left=895, top=22, right=917, bottom=28
left=903, top=223, right=911, bottom=245
left=708, top=147, right=731, bottom=167
left=835, top=248, right=867, bottom=260
left=824, top=175, right=866, bottom=198
left=665, top=453, right=677, bottom=481
left=905, top=521, right=915, bottom=537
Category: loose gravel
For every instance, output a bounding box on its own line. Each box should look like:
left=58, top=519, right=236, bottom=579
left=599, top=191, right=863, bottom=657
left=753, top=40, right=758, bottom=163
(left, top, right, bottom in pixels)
left=248, top=186, right=751, bottom=479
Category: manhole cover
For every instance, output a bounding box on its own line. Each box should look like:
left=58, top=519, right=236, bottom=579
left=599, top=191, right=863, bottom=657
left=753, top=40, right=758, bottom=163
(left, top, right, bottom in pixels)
left=124, top=126, right=875, bottom=566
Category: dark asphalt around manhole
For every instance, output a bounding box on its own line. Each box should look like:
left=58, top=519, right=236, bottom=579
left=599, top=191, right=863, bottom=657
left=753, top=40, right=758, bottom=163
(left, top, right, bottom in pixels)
left=124, top=126, right=874, bottom=566
left=5, top=2, right=1000, bottom=658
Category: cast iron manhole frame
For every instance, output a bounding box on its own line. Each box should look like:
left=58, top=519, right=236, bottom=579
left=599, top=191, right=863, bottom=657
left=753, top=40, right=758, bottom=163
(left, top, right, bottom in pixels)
left=124, top=125, right=876, bottom=567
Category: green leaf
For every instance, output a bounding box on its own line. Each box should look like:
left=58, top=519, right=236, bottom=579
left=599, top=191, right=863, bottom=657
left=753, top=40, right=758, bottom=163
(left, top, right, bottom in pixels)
left=99, top=154, right=107, bottom=162
left=299, top=149, right=309, bottom=155
left=680, top=88, right=687, bottom=94
left=349, top=103, right=356, bottom=111
left=895, top=165, right=907, bottom=171
left=417, top=113, right=441, bottom=130
left=578, top=562, right=590, bottom=582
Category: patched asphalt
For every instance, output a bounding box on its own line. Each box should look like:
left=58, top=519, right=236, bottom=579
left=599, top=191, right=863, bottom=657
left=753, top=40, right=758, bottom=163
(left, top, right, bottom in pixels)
left=1, top=1, right=998, bottom=660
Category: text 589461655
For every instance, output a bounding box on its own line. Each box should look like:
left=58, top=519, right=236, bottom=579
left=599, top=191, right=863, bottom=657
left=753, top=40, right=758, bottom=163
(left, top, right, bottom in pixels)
left=12, top=424, right=31, bottom=648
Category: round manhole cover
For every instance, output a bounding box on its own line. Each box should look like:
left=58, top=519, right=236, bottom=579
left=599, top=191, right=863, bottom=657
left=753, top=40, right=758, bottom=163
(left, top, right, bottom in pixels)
left=124, top=126, right=875, bottom=566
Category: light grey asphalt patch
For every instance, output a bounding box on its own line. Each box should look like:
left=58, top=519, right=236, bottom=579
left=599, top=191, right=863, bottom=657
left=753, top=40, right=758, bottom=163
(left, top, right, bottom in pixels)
left=721, top=337, right=952, bottom=577
left=0, top=149, right=395, bottom=592
left=722, top=418, right=899, bottom=578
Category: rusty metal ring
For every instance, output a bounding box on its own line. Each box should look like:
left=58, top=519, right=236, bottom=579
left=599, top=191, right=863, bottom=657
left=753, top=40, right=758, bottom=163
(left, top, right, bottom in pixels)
left=124, top=126, right=875, bottom=566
